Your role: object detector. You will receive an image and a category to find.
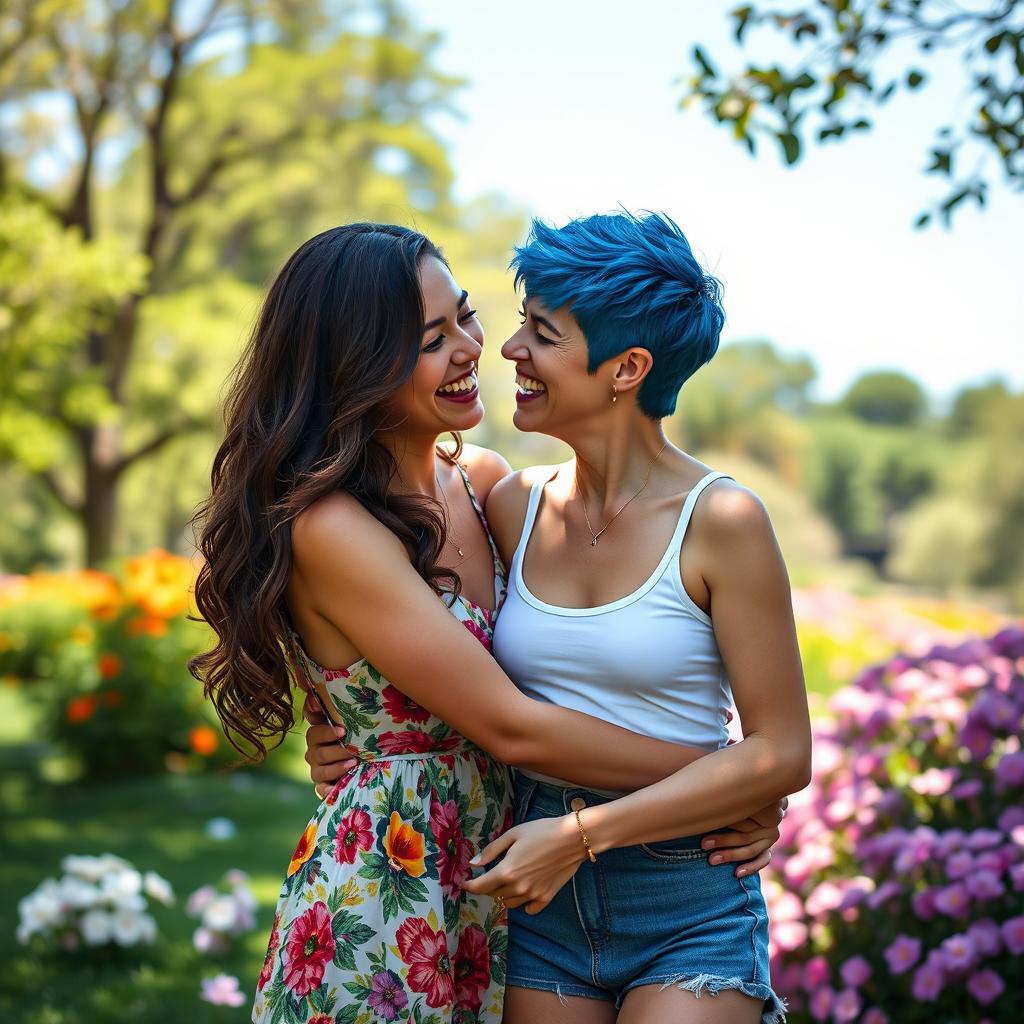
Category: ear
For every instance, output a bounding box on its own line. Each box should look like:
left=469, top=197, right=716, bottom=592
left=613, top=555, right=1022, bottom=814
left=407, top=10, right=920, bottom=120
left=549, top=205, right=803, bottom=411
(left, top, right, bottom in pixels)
left=610, top=348, right=654, bottom=396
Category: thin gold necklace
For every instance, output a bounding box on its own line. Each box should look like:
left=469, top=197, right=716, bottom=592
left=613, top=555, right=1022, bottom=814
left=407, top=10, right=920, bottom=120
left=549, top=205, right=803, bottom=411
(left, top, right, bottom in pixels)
left=435, top=466, right=465, bottom=559
left=577, top=441, right=668, bottom=547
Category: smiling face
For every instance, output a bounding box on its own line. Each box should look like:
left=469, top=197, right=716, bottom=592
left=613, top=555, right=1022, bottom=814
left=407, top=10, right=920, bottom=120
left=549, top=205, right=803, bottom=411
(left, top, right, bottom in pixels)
left=384, top=256, right=485, bottom=436
left=500, top=296, right=612, bottom=437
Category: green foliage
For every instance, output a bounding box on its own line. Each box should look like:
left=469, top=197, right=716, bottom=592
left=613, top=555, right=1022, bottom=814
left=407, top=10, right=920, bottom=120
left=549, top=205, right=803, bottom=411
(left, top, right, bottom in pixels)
left=841, top=370, right=929, bottom=426
left=947, top=377, right=1012, bottom=436
left=804, top=414, right=941, bottom=546
left=0, top=0, right=467, bottom=564
left=0, top=726, right=316, bottom=1024
left=889, top=391, right=1024, bottom=606
left=684, top=1, right=1024, bottom=225
left=0, top=199, right=147, bottom=475
left=668, top=339, right=816, bottom=477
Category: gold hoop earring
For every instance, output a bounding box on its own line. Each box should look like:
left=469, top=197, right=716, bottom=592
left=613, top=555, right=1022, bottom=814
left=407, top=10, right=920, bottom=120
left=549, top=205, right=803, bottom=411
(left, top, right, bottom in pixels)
left=611, top=386, right=618, bottom=404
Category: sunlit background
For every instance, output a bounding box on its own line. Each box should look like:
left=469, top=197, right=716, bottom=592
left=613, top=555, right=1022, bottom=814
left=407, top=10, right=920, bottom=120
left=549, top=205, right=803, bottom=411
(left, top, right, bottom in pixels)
left=2, top=2, right=1022, bottom=1021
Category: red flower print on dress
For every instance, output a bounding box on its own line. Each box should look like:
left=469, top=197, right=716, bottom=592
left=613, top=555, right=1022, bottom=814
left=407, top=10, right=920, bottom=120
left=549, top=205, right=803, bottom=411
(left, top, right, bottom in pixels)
left=334, top=808, right=374, bottom=865
left=377, top=730, right=461, bottom=756
left=454, top=924, right=491, bottom=1014
left=381, top=684, right=431, bottom=724
left=430, top=795, right=475, bottom=896
left=462, top=617, right=491, bottom=651
left=257, top=911, right=281, bottom=991
left=396, top=917, right=454, bottom=1009
left=282, top=902, right=336, bottom=997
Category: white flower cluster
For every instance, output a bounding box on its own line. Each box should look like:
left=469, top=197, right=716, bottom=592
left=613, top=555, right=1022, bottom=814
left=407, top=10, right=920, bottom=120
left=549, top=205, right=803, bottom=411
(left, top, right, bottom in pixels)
left=17, top=854, right=174, bottom=951
left=185, top=868, right=257, bottom=954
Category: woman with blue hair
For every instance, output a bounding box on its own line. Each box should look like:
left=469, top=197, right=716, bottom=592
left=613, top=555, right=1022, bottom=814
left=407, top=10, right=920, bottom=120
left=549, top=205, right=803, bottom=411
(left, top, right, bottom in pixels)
left=305, top=212, right=808, bottom=1022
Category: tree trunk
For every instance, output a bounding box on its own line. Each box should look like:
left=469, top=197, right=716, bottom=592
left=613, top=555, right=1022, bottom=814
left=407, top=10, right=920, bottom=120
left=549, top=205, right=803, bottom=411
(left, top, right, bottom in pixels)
left=82, top=425, right=119, bottom=566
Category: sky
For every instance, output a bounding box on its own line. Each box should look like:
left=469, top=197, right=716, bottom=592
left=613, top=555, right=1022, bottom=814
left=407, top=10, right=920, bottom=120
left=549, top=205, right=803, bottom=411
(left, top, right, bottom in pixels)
left=405, top=0, right=1022, bottom=404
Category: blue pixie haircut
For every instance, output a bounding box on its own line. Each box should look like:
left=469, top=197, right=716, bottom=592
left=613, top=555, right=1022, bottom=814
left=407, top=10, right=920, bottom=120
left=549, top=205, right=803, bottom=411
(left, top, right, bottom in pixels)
left=510, top=212, right=725, bottom=418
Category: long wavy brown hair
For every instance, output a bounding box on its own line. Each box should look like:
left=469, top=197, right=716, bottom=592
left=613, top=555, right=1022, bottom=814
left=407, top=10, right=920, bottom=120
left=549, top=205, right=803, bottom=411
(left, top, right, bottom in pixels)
left=189, top=223, right=462, bottom=760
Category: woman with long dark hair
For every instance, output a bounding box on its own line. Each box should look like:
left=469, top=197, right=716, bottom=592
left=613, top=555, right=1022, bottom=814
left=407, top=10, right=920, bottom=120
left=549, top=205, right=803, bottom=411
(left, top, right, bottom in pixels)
left=190, top=223, right=783, bottom=1024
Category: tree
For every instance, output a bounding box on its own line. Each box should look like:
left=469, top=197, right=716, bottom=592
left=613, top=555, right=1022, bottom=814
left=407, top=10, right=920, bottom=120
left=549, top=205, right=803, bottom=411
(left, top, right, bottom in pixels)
left=841, top=369, right=928, bottom=425
left=684, top=1, right=1024, bottom=226
left=669, top=339, right=816, bottom=478
left=0, top=0, right=460, bottom=565
left=946, top=376, right=1011, bottom=435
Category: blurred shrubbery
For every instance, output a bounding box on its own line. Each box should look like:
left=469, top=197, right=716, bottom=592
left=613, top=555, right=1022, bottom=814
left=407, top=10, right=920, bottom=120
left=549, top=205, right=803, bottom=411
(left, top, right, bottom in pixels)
left=0, top=551, right=227, bottom=777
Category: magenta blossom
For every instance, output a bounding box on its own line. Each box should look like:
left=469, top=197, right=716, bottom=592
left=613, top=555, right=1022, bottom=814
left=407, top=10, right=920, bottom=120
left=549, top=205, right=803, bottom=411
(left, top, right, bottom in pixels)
left=883, top=935, right=921, bottom=975
left=911, top=960, right=944, bottom=1001
left=839, top=955, right=871, bottom=988
left=808, top=986, right=834, bottom=1021
left=1000, top=915, right=1024, bottom=955
left=933, top=882, right=970, bottom=917
left=833, top=987, right=861, bottom=1022
left=966, top=968, right=1005, bottom=1006
left=939, top=933, right=977, bottom=972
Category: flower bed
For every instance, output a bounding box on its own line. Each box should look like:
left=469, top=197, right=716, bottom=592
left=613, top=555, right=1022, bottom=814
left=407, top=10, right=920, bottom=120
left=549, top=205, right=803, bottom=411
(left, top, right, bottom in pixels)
left=767, top=626, right=1024, bottom=1023
left=0, top=551, right=231, bottom=777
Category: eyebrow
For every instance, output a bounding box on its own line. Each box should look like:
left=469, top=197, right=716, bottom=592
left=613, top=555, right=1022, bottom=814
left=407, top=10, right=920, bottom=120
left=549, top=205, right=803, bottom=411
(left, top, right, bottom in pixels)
left=532, top=310, right=565, bottom=339
left=423, top=290, right=469, bottom=332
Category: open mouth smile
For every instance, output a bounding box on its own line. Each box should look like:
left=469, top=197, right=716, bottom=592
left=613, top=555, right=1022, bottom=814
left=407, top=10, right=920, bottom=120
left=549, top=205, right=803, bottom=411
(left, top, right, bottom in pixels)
left=436, top=370, right=479, bottom=404
left=516, top=373, right=546, bottom=404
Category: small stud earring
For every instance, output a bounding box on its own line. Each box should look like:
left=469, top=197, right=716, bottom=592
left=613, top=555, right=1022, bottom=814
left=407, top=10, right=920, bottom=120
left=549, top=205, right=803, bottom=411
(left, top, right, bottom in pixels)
left=611, top=386, right=618, bottom=404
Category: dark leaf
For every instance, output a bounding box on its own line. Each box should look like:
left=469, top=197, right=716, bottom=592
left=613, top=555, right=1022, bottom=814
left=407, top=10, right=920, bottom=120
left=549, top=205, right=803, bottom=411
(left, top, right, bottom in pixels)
left=907, top=70, right=925, bottom=89
left=927, top=148, right=953, bottom=176
left=914, top=213, right=931, bottom=228
left=984, top=32, right=1005, bottom=55
left=692, top=45, right=718, bottom=79
left=732, top=5, right=754, bottom=43
left=778, top=131, right=801, bottom=165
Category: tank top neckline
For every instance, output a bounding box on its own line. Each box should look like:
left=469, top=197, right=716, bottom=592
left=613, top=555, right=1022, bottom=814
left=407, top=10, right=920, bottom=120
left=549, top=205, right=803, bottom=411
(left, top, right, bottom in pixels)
left=290, top=457, right=506, bottom=678
left=512, top=467, right=732, bottom=619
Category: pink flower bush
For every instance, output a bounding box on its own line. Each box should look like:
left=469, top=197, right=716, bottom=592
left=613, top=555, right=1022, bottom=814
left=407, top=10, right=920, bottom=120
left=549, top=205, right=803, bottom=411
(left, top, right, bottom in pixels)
left=766, top=626, right=1024, bottom=1021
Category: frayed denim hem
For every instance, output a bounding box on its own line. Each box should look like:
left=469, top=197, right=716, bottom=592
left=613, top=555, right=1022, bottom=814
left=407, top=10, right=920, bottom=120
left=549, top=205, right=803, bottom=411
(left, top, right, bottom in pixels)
left=643, top=973, right=788, bottom=1023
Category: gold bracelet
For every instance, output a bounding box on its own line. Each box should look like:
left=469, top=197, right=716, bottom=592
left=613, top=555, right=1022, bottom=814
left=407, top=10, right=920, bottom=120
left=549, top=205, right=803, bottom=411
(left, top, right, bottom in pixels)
left=574, top=808, right=597, bottom=862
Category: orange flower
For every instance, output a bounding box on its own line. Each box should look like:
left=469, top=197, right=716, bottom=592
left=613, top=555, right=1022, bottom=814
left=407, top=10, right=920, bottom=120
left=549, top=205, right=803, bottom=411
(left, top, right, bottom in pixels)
left=123, top=550, right=193, bottom=619
left=189, top=724, right=219, bottom=756
left=66, top=695, right=98, bottom=725
left=288, top=823, right=319, bottom=876
left=125, top=614, right=168, bottom=637
left=98, top=653, right=122, bottom=679
left=384, top=811, right=426, bottom=877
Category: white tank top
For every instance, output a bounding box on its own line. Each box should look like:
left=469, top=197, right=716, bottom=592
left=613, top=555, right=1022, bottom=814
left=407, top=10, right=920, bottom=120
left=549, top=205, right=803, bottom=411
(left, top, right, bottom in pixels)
left=491, top=468, right=735, bottom=795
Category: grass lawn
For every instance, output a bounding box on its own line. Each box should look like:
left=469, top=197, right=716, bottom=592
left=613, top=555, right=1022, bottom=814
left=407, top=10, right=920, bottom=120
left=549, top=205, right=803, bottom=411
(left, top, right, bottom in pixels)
left=0, top=687, right=318, bottom=1024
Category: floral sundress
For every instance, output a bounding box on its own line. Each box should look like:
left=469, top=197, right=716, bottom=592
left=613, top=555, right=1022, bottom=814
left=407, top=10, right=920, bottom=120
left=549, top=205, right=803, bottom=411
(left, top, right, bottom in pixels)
left=253, top=466, right=512, bottom=1024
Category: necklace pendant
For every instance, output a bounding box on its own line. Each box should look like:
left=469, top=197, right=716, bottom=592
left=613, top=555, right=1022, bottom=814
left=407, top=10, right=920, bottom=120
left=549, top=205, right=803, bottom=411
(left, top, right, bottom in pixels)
left=591, top=537, right=598, bottom=547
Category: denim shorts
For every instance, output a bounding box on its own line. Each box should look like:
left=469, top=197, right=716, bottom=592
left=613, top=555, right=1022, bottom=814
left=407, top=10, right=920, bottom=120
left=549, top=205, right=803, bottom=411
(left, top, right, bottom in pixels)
left=505, top=774, right=787, bottom=1021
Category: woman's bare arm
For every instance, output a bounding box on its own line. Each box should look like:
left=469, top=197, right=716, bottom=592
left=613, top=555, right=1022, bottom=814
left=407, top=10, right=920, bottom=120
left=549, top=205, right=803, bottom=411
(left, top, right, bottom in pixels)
left=464, top=485, right=811, bottom=910
left=292, top=492, right=717, bottom=793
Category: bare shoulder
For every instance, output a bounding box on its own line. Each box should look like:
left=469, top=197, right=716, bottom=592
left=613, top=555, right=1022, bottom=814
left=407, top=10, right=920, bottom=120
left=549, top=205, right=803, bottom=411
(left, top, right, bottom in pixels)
left=486, top=463, right=563, bottom=564
left=690, top=478, right=786, bottom=589
left=459, top=444, right=512, bottom=506
left=693, top=478, right=773, bottom=540
left=291, top=491, right=406, bottom=577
